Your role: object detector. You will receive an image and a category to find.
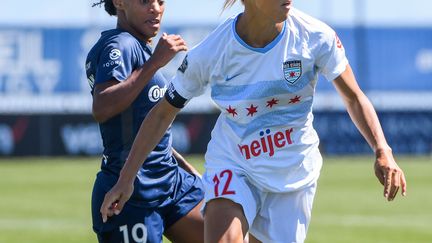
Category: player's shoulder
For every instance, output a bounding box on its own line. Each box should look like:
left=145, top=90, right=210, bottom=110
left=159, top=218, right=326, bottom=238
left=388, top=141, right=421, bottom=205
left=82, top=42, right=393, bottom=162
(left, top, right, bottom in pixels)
left=288, top=8, right=336, bottom=41
left=87, top=29, right=142, bottom=63
left=100, top=29, right=141, bottom=49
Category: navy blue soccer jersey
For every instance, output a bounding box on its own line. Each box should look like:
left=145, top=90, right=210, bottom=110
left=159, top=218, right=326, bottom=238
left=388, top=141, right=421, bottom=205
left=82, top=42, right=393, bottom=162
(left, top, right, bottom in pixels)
left=85, top=29, right=177, bottom=207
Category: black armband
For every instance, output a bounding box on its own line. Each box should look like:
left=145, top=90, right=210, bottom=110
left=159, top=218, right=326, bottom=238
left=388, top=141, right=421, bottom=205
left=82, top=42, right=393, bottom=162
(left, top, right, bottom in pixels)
left=165, top=83, right=188, bottom=108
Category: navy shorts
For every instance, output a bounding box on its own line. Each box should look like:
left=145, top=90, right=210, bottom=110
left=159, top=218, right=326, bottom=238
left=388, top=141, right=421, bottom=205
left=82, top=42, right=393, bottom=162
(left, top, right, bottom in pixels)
left=91, top=168, right=204, bottom=243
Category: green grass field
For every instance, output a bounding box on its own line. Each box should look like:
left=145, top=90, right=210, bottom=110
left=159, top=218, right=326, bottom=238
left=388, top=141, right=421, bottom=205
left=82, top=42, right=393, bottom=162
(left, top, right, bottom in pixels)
left=0, top=156, right=431, bottom=243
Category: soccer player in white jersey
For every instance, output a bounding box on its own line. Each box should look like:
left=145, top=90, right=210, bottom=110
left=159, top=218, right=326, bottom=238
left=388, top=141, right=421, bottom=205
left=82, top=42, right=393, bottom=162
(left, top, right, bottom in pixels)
left=101, top=0, right=408, bottom=242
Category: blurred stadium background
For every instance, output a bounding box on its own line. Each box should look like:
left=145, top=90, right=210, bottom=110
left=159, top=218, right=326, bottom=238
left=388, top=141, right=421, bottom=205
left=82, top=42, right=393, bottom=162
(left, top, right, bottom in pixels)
left=0, top=0, right=431, bottom=242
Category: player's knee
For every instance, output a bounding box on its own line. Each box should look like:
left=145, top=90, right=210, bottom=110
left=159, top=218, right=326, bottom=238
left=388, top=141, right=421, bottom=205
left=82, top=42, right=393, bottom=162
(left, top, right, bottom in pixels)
left=220, top=228, right=245, bottom=243
left=205, top=198, right=248, bottom=243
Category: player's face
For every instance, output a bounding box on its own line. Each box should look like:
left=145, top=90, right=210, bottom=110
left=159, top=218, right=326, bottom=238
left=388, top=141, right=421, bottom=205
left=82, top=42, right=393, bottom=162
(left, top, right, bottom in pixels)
left=120, top=0, right=165, bottom=41
left=248, top=0, right=292, bottom=22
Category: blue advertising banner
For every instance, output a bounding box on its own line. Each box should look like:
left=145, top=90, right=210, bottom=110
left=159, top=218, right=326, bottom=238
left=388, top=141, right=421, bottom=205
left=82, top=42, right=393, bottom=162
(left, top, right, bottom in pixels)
left=0, top=26, right=431, bottom=95
left=0, top=27, right=102, bottom=95
left=0, top=25, right=431, bottom=114
left=315, top=27, right=432, bottom=91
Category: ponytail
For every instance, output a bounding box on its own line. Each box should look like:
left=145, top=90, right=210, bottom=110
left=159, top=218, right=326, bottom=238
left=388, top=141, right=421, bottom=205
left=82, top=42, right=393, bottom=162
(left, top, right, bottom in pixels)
left=223, top=0, right=244, bottom=10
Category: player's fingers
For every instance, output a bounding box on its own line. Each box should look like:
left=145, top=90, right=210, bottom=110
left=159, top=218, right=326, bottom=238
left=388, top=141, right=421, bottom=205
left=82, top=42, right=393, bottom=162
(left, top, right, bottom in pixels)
left=388, top=170, right=400, bottom=201
left=101, top=212, right=107, bottom=224
left=167, top=41, right=187, bottom=52
left=162, top=34, right=179, bottom=43
left=175, top=44, right=188, bottom=52
left=100, top=193, right=117, bottom=223
left=168, top=34, right=181, bottom=41
left=169, top=38, right=186, bottom=47
left=114, top=196, right=128, bottom=215
left=384, top=170, right=392, bottom=199
left=166, top=34, right=184, bottom=43
left=400, top=171, right=407, bottom=196
left=100, top=202, right=112, bottom=223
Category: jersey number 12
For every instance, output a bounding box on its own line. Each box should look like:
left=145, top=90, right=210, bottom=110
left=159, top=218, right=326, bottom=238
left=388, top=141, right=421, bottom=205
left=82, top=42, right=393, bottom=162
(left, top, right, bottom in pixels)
left=213, top=169, right=236, bottom=197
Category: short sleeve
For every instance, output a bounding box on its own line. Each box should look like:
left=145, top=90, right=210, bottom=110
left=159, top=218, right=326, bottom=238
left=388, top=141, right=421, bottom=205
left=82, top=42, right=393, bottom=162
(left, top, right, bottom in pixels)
left=95, top=41, right=136, bottom=85
left=170, top=51, right=209, bottom=100
left=315, top=31, right=349, bottom=81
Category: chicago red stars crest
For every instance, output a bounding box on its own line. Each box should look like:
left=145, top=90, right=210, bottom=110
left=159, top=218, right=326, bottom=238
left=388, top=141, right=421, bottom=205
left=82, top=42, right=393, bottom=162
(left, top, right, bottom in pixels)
left=283, top=60, right=302, bottom=84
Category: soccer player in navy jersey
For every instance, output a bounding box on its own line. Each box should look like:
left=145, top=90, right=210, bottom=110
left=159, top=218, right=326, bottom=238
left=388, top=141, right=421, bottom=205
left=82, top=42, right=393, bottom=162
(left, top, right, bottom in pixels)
left=100, top=0, right=407, bottom=242
left=85, top=0, right=204, bottom=242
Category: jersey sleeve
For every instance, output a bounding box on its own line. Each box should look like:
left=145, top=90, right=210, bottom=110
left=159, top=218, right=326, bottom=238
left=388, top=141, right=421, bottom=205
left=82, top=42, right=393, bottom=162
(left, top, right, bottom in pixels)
left=315, top=29, right=349, bottom=81
left=95, top=40, right=136, bottom=85
left=169, top=51, right=209, bottom=100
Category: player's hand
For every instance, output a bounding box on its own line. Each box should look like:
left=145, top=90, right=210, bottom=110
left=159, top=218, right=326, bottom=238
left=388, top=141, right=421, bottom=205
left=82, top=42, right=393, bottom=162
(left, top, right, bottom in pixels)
left=100, top=180, right=134, bottom=223
left=374, top=148, right=407, bottom=201
left=150, top=33, right=188, bottom=69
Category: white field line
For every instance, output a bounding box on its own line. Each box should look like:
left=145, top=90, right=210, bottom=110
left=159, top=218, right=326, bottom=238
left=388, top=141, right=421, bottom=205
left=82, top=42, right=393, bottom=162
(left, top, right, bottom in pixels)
left=0, top=218, right=89, bottom=231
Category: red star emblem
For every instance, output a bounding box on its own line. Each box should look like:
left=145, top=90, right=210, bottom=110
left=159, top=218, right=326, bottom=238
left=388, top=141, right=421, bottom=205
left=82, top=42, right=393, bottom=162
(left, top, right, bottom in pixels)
left=266, top=98, right=279, bottom=108
left=289, top=72, right=296, bottom=78
left=289, top=95, right=301, bottom=104
left=246, top=104, right=258, bottom=117
left=226, top=105, right=238, bottom=117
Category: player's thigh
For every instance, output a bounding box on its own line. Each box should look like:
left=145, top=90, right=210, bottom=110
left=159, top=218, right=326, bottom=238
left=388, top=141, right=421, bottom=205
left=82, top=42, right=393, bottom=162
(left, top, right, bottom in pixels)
left=162, top=168, right=205, bottom=243
left=250, top=182, right=318, bottom=243
left=205, top=198, right=249, bottom=243
left=164, top=200, right=204, bottom=243
left=95, top=203, right=164, bottom=243
left=92, top=173, right=164, bottom=243
left=202, top=168, right=258, bottom=243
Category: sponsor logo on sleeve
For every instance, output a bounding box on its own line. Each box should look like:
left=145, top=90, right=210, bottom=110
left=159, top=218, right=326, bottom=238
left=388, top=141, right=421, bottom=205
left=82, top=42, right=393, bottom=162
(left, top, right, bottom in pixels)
left=103, top=49, right=124, bottom=68
left=335, top=34, right=343, bottom=49
left=109, top=49, right=121, bottom=60
left=178, top=55, right=188, bottom=73
left=167, top=83, right=176, bottom=100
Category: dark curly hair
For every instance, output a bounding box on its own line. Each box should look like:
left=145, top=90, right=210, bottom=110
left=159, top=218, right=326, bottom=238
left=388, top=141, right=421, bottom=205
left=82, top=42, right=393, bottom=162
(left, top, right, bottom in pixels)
left=92, top=0, right=117, bottom=16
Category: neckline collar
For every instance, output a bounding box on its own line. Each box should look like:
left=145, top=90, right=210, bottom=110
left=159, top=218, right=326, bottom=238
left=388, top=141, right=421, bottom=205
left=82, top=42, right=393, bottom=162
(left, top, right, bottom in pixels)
left=232, top=13, right=287, bottom=54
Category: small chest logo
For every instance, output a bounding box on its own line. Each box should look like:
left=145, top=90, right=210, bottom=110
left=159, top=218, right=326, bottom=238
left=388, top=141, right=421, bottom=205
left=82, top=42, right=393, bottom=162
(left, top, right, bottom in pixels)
left=283, top=60, right=302, bottom=84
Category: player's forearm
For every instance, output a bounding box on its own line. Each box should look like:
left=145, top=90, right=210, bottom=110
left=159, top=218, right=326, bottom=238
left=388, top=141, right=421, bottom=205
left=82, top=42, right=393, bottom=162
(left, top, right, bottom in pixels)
left=344, top=94, right=391, bottom=153
left=119, top=99, right=180, bottom=183
left=92, top=60, right=161, bottom=122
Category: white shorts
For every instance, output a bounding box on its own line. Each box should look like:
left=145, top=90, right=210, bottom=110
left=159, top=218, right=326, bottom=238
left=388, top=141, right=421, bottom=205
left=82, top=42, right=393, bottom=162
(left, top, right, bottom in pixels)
left=202, top=167, right=318, bottom=243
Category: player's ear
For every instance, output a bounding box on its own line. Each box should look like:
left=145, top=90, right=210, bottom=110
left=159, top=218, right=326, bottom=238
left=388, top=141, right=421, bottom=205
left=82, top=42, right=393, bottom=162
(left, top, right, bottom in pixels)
left=112, top=0, right=125, bottom=11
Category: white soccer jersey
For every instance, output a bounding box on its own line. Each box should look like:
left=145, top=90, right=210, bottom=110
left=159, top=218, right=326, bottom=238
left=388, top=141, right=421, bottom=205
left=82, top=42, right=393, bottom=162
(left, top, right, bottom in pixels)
left=171, top=8, right=348, bottom=192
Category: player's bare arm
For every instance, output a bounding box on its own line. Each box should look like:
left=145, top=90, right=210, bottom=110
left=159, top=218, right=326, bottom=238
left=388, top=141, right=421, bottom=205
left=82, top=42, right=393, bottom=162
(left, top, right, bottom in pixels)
left=92, top=34, right=187, bottom=122
left=100, top=98, right=181, bottom=222
left=332, top=64, right=407, bottom=201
